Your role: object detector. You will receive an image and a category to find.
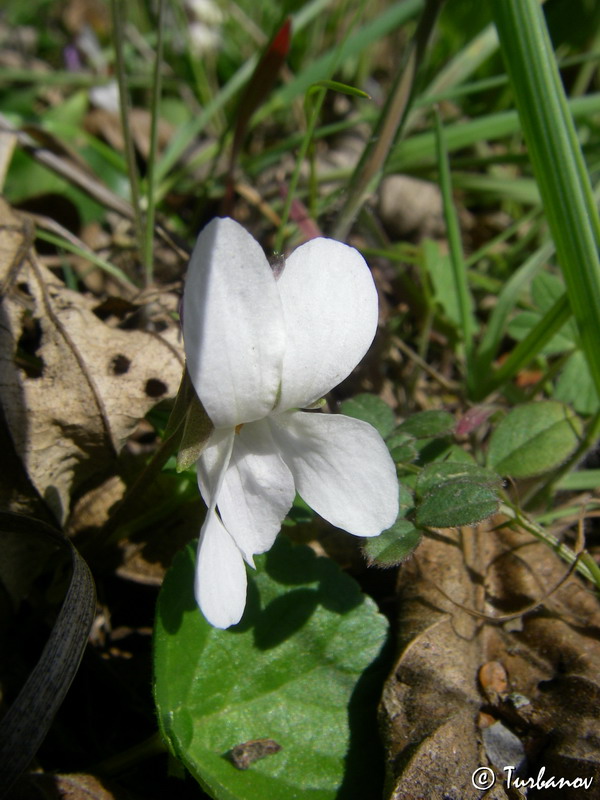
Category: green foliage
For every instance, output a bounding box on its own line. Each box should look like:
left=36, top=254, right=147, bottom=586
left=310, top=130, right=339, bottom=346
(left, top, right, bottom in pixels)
left=339, top=393, right=396, bottom=437
left=415, top=481, right=500, bottom=528
left=487, top=401, right=583, bottom=478
left=394, top=410, right=455, bottom=439
left=412, top=462, right=502, bottom=528
left=554, top=351, right=599, bottom=415
left=154, top=538, right=390, bottom=800
left=363, top=520, right=422, bottom=567
left=386, top=431, right=418, bottom=464
left=415, top=462, right=503, bottom=498
left=507, top=272, right=578, bottom=355
left=507, top=272, right=599, bottom=414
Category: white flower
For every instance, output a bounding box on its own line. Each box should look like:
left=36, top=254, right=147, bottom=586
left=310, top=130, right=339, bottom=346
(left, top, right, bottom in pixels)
left=183, top=218, right=399, bottom=628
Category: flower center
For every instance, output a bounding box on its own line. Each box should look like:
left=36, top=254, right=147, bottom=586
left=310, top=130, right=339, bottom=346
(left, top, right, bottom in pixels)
left=235, top=424, right=244, bottom=434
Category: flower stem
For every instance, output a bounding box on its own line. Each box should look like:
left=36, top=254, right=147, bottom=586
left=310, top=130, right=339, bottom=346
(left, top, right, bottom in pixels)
left=499, top=501, right=600, bottom=588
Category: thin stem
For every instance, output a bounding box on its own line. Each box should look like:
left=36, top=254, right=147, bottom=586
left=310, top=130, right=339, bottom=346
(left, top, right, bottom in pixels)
left=273, top=87, right=327, bottom=254
left=499, top=502, right=599, bottom=587
left=92, top=732, right=166, bottom=776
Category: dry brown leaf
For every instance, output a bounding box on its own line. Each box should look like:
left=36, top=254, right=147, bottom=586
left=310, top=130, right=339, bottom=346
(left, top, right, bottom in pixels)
left=8, top=772, right=133, bottom=800
left=0, top=199, right=183, bottom=523
left=380, top=521, right=600, bottom=800
left=84, top=108, right=175, bottom=163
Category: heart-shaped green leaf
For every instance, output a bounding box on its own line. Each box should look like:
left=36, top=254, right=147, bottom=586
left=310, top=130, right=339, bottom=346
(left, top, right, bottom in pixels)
left=154, top=537, right=390, bottom=800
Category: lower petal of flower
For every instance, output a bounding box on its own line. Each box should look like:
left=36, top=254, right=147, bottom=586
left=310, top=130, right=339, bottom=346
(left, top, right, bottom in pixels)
left=215, top=419, right=296, bottom=563
left=195, top=510, right=247, bottom=629
left=269, top=411, right=399, bottom=536
left=197, top=427, right=236, bottom=507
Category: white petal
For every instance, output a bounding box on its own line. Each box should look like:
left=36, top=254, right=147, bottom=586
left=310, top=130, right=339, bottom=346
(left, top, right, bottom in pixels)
left=196, top=427, right=235, bottom=507
left=275, top=238, right=378, bottom=411
left=183, top=217, right=285, bottom=428
left=270, top=411, right=398, bottom=536
left=215, top=420, right=295, bottom=563
left=195, top=511, right=247, bottom=628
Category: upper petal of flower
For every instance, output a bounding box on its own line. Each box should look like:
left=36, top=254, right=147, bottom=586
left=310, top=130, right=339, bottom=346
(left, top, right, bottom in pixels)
left=269, top=411, right=399, bottom=536
left=183, top=217, right=286, bottom=428
left=212, top=420, right=296, bottom=565
left=195, top=510, right=247, bottom=628
left=275, top=238, right=378, bottom=411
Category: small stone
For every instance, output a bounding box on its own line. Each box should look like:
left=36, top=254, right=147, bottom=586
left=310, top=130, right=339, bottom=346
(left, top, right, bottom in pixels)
left=379, top=175, right=444, bottom=239
left=228, top=738, right=282, bottom=770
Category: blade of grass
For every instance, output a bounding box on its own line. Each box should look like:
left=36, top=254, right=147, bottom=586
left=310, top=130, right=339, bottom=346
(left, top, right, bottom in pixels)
left=34, top=229, right=138, bottom=289
left=388, top=93, right=600, bottom=172
left=256, top=0, right=423, bottom=123
left=474, top=240, right=555, bottom=390
left=142, top=0, right=166, bottom=286
left=273, top=85, right=327, bottom=253
left=110, top=0, right=145, bottom=265
left=434, top=108, right=476, bottom=368
left=332, top=0, right=444, bottom=239
left=223, top=18, right=292, bottom=216
left=492, top=0, right=600, bottom=399
left=154, top=0, right=337, bottom=188
left=0, top=514, right=95, bottom=796
left=483, top=293, right=571, bottom=396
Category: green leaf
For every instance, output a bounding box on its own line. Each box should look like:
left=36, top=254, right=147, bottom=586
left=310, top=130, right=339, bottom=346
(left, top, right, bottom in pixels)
left=416, top=462, right=503, bottom=499
left=531, top=273, right=568, bottom=315
left=506, top=272, right=578, bottom=355
left=176, top=392, right=214, bottom=472
left=424, top=240, right=462, bottom=326
left=507, top=311, right=575, bottom=355
left=415, top=481, right=500, bottom=528
left=398, top=483, right=416, bottom=517
left=394, top=410, right=455, bottom=439
left=154, top=538, right=389, bottom=800
left=487, top=401, right=583, bottom=478
left=339, top=394, right=395, bottom=437
left=434, top=444, right=476, bottom=464
left=386, top=431, right=417, bottom=463
left=362, top=520, right=421, bottom=567
left=554, top=351, right=599, bottom=415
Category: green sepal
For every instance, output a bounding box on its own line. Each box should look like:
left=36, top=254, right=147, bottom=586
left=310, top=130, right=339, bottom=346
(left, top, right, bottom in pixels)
left=176, top=390, right=214, bottom=472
